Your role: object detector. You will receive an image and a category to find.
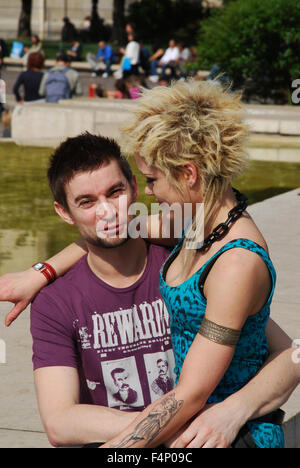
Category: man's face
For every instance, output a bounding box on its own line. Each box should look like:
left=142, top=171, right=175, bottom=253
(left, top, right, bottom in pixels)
left=114, top=371, right=130, bottom=390
left=55, top=160, right=138, bottom=249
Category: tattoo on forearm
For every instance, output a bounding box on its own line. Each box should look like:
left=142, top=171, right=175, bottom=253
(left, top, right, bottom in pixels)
left=107, top=392, right=184, bottom=448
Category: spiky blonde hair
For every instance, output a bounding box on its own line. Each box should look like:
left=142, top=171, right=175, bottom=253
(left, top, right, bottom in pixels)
left=121, top=79, right=250, bottom=275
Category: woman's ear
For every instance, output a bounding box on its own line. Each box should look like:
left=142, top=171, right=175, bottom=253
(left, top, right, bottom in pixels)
left=54, top=201, right=75, bottom=226
left=181, top=163, right=198, bottom=188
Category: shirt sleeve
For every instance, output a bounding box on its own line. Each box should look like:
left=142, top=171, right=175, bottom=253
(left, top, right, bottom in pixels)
left=30, top=290, right=78, bottom=370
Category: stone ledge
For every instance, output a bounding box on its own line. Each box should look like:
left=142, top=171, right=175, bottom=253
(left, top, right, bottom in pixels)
left=10, top=100, right=300, bottom=159
left=3, top=56, right=119, bottom=72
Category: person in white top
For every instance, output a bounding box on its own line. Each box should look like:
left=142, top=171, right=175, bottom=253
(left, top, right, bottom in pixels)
left=118, top=33, right=140, bottom=77
left=149, top=39, right=180, bottom=82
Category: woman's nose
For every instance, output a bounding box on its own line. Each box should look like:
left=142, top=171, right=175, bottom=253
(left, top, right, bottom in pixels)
left=145, top=185, right=153, bottom=196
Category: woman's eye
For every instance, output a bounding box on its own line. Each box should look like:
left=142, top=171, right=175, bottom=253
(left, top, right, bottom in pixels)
left=146, top=177, right=156, bottom=184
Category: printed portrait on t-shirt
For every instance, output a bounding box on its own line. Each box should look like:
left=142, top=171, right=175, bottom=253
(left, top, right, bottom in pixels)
left=144, top=350, right=176, bottom=402
left=101, top=356, right=144, bottom=409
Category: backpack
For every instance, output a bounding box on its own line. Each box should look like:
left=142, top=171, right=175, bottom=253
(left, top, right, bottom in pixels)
left=45, top=67, right=70, bottom=103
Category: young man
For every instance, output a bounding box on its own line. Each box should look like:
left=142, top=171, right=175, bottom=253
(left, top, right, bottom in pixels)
left=1, top=133, right=298, bottom=448
left=30, top=132, right=175, bottom=447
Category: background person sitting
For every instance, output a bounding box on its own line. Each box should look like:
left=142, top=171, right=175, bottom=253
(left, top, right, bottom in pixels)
left=125, top=75, right=141, bottom=99
left=90, top=78, right=130, bottom=99
left=138, top=40, right=150, bottom=77
left=13, top=52, right=45, bottom=104
left=149, top=39, right=180, bottom=82
left=86, top=41, right=115, bottom=77
left=22, top=35, right=44, bottom=68
left=66, top=39, right=82, bottom=62
left=177, top=43, right=192, bottom=78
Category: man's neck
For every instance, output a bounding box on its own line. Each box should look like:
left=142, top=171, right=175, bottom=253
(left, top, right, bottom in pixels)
left=86, top=238, right=148, bottom=288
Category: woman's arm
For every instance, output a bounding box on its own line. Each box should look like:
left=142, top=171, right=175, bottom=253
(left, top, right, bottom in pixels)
left=101, top=249, right=263, bottom=448
left=0, top=239, right=87, bottom=326
left=0, top=212, right=177, bottom=326
left=166, top=319, right=296, bottom=448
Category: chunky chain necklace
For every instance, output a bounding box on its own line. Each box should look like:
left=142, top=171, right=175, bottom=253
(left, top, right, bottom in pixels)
left=197, top=188, right=248, bottom=252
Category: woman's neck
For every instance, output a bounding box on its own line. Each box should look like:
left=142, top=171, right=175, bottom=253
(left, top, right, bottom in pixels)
left=204, top=186, right=238, bottom=238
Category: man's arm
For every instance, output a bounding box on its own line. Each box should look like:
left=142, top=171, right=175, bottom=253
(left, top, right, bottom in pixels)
left=35, top=366, right=138, bottom=447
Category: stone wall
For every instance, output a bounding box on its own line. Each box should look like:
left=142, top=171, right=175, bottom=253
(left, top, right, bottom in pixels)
left=0, top=0, right=136, bottom=40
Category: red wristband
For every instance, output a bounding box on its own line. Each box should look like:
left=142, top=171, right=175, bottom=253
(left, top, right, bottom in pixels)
left=43, top=263, right=57, bottom=281
left=32, top=262, right=57, bottom=284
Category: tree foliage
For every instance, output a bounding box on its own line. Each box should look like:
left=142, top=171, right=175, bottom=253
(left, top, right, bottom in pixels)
left=195, top=0, right=300, bottom=102
left=126, top=0, right=207, bottom=48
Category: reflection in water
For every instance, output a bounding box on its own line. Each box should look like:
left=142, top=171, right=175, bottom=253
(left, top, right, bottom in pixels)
left=0, top=144, right=78, bottom=273
left=0, top=142, right=300, bottom=274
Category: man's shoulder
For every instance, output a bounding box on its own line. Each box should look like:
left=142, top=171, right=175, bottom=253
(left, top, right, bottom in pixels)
left=32, top=255, right=88, bottom=307
left=147, top=242, right=171, bottom=264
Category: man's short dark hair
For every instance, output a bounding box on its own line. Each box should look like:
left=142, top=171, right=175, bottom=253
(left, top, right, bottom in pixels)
left=47, top=132, right=133, bottom=211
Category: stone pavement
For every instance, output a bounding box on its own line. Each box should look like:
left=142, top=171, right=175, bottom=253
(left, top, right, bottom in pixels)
left=0, top=189, right=299, bottom=448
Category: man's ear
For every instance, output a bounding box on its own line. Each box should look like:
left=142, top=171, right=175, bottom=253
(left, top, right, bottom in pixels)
left=54, top=201, right=75, bottom=225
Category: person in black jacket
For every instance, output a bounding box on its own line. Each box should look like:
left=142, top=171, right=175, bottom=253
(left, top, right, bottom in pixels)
left=13, top=52, right=45, bottom=104
left=0, top=38, right=9, bottom=77
left=61, top=17, right=78, bottom=43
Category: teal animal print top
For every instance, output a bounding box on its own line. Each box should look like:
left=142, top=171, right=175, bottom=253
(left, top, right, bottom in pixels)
left=159, top=238, right=284, bottom=448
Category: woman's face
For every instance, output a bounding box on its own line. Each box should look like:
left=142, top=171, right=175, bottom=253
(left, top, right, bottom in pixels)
left=134, top=153, right=186, bottom=206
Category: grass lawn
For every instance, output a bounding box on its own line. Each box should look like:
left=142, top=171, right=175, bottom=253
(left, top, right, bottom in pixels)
left=0, top=142, right=299, bottom=253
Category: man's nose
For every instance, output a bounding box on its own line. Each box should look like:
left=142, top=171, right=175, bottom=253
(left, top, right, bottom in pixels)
left=96, top=200, right=116, bottom=221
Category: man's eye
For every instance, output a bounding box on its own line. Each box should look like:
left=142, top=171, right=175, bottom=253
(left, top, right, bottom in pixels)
left=80, top=200, right=93, bottom=207
left=110, top=189, right=123, bottom=197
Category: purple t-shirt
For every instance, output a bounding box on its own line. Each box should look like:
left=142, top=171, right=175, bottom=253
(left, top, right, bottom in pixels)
left=31, top=243, right=176, bottom=411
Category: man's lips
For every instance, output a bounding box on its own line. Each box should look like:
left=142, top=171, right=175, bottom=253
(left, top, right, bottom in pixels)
left=97, top=223, right=122, bottom=235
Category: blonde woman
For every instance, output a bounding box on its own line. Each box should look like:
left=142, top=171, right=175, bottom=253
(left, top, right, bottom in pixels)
left=0, top=81, right=299, bottom=447
left=98, top=79, right=293, bottom=448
